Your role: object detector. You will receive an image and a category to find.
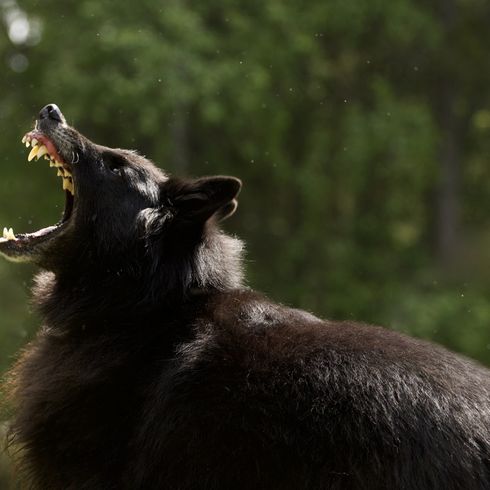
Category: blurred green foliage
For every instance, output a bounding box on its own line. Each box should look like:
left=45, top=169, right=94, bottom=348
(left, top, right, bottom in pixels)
left=1, top=0, right=490, bottom=484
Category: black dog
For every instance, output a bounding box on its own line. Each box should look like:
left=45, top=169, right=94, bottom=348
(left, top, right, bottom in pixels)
left=2, top=104, right=489, bottom=489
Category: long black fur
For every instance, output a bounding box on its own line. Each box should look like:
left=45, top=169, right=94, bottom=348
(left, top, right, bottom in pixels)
left=3, top=112, right=490, bottom=489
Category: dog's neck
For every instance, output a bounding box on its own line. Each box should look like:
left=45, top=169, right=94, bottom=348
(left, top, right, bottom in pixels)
left=32, top=229, right=245, bottom=331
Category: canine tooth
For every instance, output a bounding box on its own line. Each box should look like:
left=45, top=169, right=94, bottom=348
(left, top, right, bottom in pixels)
left=62, top=178, right=74, bottom=195
left=28, top=146, right=39, bottom=161
left=36, top=145, right=48, bottom=159
left=3, top=227, right=15, bottom=240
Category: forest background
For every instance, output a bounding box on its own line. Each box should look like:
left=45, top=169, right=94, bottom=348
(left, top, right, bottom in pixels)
left=1, top=0, right=490, bottom=484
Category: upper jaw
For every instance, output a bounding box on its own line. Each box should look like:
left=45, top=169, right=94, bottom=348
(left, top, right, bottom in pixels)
left=35, top=115, right=81, bottom=169
left=23, top=131, right=75, bottom=193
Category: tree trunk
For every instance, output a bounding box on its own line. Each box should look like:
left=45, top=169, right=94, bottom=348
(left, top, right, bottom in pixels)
left=437, top=86, right=460, bottom=265
left=436, top=0, right=461, bottom=266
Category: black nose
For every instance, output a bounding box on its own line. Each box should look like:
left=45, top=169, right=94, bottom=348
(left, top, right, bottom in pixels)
left=39, top=104, right=64, bottom=123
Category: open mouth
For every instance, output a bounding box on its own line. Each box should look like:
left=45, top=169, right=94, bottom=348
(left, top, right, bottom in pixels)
left=0, top=127, right=75, bottom=261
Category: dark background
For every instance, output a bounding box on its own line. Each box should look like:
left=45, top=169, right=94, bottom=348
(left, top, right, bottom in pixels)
left=1, top=0, right=490, bottom=485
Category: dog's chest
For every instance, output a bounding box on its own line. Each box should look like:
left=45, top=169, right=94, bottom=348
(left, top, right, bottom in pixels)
left=13, top=331, right=150, bottom=480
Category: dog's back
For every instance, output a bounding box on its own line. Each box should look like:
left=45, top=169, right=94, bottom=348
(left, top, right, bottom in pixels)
left=127, top=290, right=490, bottom=489
left=9, top=289, right=490, bottom=489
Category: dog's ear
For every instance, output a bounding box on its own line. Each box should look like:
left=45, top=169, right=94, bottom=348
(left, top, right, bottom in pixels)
left=214, top=199, right=238, bottom=221
left=140, top=177, right=240, bottom=238
left=172, top=176, right=241, bottom=223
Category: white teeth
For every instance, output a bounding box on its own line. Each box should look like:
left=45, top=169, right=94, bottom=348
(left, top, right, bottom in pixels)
left=62, top=178, right=74, bottom=195
left=3, top=227, right=16, bottom=240
left=36, top=145, right=48, bottom=159
left=28, top=145, right=39, bottom=161
left=21, top=134, right=74, bottom=196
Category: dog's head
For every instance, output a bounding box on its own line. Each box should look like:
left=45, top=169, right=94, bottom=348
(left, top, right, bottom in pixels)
left=0, top=104, right=242, bottom=292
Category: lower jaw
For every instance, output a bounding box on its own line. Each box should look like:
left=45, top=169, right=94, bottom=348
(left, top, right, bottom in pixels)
left=0, top=191, right=74, bottom=263
left=0, top=224, right=66, bottom=263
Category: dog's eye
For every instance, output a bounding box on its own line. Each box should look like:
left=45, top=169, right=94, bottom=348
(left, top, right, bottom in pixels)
left=103, top=152, right=126, bottom=176
left=106, top=161, right=123, bottom=175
